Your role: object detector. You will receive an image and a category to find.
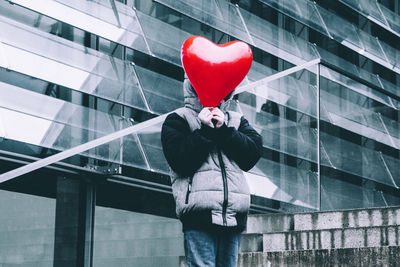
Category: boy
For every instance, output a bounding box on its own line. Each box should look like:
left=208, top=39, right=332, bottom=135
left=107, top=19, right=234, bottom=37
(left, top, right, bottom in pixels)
left=161, top=76, right=262, bottom=267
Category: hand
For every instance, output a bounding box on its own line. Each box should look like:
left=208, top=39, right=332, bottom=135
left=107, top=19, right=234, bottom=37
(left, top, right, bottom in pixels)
left=198, top=107, right=214, bottom=128
left=210, top=107, right=225, bottom=128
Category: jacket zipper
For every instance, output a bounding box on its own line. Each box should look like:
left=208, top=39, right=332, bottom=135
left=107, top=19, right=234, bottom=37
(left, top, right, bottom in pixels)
left=185, top=177, right=192, bottom=204
left=217, top=148, right=228, bottom=226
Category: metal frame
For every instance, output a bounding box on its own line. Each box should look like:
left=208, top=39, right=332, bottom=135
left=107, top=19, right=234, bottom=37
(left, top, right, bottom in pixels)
left=109, top=0, right=122, bottom=27
left=2, top=57, right=397, bottom=213
left=316, top=63, right=321, bottom=210
left=0, top=59, right=321, bottom=184
left=83, top=180, right=96, bottom=267
left=0, top=112, right=171, bottom=183
left=235, top=58, right=321, bottom=94
left=259, top=0, right=400, bottom=76
left=235, top=4, right=255, bottom=46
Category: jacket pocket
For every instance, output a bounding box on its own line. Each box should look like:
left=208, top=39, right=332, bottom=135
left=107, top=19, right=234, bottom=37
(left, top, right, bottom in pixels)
left=185, top=182, right=191, bottom=204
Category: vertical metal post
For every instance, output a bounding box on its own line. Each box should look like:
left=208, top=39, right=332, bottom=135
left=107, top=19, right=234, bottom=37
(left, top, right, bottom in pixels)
left=317, top=63, right=321, bottom=211
left=235, top=4, right=255, bottom=46
left=109, top=0, right=122, bottom=27
left=83, top=181, right=96, bottom=267
left=54, top=177, right=95, bottom=267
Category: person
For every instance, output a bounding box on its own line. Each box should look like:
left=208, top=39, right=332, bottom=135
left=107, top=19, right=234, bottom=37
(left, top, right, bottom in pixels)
left=161, top=75, right=262, bottom=267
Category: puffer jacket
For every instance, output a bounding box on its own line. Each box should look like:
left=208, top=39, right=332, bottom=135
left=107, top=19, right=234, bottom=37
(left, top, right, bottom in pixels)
left=161, top=77, right=262, bottom=231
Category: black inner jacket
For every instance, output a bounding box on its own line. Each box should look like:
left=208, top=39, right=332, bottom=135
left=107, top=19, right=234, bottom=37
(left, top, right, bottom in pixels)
left=161, top=112, right=262, bottom=231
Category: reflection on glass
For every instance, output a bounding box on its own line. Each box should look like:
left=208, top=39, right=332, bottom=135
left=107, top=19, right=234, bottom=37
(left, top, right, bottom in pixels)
left=0, top=16, right=148, bottom=111
left=355, top=29, right=386, bottom=64
left=135, top=65, right=184, bottom=114
left=379, top=4, right=400, bottom=36
left=319, top=65, right=400, bottom=149
left=154, top=0, right=251, bottom=44
left=379, top=40, right=400, bottom=70
left=259, top=0, right=328, bottom=37
left=317, top=5, right=363, bottom=49
left=0, top=6, right=189, bottom=114
left=0, top=99, right=135, bottom=169
left=258, top=0, right=396, bottom=72
left=382, top=154, right=400, bottom=186
left=248, top=158, right=318, bottom=209
left=5, top=0, right=149, bottom=54
left=321, top=174, right=393, bottom=210
left=339, top=0, right=400, bottom=37
left=0, top=190, right=55, bottom=266
left=136, top=11, right=191, bottom=66
left=232, top=67, right=318, bottom=208
left=239, top=101, right=317, bottom=162
left=0, top=81, right=125, bottom=135
left=93, top=206, right=183, bottom=267
left=320, top=129, right=394, bottom=187
left=86, top=121, right=168, bottom=174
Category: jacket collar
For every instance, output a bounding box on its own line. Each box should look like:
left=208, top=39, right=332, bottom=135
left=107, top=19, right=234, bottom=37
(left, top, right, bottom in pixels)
left=183, top=76, right=232, bottom=114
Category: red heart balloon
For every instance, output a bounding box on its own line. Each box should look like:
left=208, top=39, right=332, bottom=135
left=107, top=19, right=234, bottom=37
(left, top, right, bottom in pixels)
left=181, top=36, right=253, bottom=107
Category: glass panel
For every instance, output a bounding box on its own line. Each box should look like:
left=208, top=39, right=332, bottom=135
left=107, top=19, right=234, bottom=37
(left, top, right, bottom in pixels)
left=248, top=158, right=318, bottom=209
left=378, top=77, right=400, bottom=99
left=239, top=101, right=317, bottom=162
left=258, top=16, right=317, bottom=62
left=321, top=174, right=393, bottom=210
left=337, top=0, right=364, bottom=14
left=54, top=0, right=118, bottom=25
left=320, top=65, right=399, bottom=149
left=320, top=63, right=400, bottom=204
left=315, top=5, right=363, bottom=50
left=0, top=81, right=124, bottom=134
left=6, top=0, right=149, bottom=54
left=0, top=190, right=55, bottom=266
left=0, top=6, right=189, bottom=115
left=380, top=113, right=400, bottom=141
left=247, top=61, right=276, bottom=82
left=356, top=29, right=387, bottom=64
left=0, top=86, right=149, bottom=170
left=240, top=66, right=332, bottom=121
left=378, top=40, right=400, bottom=70
left=338, top=0, right=387, bottom=28
left=136, top=11, right=191, bottom=66
left=154, top=0, right=251, bottom=43
left=258, top=0, right=394, bottom=70
left=379, top=3, right=400, bottom=35
left=137, top=122, right=170, bottom=174
left=320, top=125, right=395, bottom=187
left=240, top=8, right=311, bottom=63
left=93, top=206, right=183, bottom=267
left=382, top=154, right=400, bottom=186
left=359, top=0, right=387, bottom=26
left=259, top=0, right=329, bottom=36
left=86, top=121, right=167, bottom=174
left=317, top=47, right=400, bottom=102
left=0, top=15, right=150, bottom=111
left=135, top=65, right=184, bottom=114
left=232, top=66, right=318, bottom=208
left=261, top=0, right=391, bottom=65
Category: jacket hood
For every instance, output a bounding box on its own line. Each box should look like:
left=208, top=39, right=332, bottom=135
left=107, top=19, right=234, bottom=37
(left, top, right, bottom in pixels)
left=183, top=74, right=233, bottom=113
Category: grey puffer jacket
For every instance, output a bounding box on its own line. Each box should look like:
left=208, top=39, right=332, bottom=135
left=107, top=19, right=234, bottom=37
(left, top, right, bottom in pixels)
left=161, top=78, right=262, bottom=229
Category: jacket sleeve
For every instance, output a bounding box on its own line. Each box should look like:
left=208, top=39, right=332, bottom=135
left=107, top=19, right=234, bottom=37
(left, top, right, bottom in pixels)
left=217, top=116, right=262, bottom=172
left=161, top=112, right=214, bottom=177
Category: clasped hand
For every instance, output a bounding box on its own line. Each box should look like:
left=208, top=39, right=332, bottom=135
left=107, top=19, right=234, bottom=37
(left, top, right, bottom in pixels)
left=198, top=107, right=225, bottom=128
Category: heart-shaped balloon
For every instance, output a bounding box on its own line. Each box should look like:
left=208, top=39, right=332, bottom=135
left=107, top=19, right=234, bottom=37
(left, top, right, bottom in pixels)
left=181, top=36, right=253, bottom=107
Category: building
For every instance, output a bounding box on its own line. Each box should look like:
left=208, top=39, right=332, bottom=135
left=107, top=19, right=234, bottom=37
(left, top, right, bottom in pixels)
left=0, top=0, right=399, bottom=266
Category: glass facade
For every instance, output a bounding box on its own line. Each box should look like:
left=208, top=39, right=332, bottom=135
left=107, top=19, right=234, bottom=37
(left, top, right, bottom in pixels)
left=0, top=0, right=399, bottom=266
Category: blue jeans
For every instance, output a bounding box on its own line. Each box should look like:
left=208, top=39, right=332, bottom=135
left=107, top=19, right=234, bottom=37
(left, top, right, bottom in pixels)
left=184, top=229, right=242, bottom=267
